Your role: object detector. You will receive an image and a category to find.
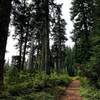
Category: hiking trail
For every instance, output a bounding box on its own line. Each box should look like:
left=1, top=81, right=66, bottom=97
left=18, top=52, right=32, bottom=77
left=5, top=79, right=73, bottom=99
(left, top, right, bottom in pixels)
left=57, top=80, right=82, bottom=100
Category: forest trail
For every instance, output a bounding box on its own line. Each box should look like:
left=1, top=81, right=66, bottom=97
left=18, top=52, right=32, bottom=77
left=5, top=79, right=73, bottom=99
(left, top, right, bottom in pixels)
left=57, top=80, right=82, bottom=100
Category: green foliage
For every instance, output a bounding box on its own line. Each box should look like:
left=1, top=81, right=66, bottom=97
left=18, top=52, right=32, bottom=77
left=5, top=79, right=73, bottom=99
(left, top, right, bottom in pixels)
left=80, top=77, right=100, bottom=100
left=7, top=66, right=19, bottom=84
left=15, top=92, right=55, bottom=100
left=64, top=47, right=76, bottom=76
left=70, top=0, right=100, bottom=88
left=2, top=70, right=70, bottom=99
left=48, top=72, right=70, bottom=86
left=51, top=4, right=67, bottom=72
left=70, top=0, right=94, bottom=64
left=85, top=35, right=100, bottom=87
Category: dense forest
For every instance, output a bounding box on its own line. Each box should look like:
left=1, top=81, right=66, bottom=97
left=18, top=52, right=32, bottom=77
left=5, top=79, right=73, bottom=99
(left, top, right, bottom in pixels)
left=0, top=0, right=100, bottom=100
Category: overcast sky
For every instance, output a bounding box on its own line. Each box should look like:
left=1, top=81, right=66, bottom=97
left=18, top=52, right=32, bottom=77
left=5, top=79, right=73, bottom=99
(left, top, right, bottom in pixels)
left=5, top=0, right=74, bottom=62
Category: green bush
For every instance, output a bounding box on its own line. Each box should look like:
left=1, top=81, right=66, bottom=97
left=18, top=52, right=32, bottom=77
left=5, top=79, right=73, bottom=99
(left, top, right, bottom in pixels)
left=4, top=70, right=70, bottom=99
left=7, top=66, right=19, bottom=84
left=80, top=77, right=100, bottom=100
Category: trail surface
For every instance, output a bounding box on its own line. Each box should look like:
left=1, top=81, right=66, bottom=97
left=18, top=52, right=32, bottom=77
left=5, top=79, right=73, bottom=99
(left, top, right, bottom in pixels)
left=57, top=80, right=82, bottom=100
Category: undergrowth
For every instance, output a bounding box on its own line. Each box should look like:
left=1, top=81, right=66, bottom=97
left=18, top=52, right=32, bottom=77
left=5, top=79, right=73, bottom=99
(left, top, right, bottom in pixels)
left=80, top=77, right=100, bottom=100
left=0, top=69, right=70, bottom=100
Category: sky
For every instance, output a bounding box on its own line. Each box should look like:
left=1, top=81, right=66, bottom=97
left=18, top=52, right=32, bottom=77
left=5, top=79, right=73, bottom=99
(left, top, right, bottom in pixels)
left=5, top=0, right=74, bottom=62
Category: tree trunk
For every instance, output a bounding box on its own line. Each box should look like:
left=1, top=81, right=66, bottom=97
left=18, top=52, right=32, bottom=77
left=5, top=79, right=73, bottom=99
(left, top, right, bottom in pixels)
left=58, top=41, right=61, bottom=72
left=22, top=22, right=29, bottom=70
left=27, top=39, right=34, bottom=70
left=0, top=0, right=12, bottom=94
left=19, top=26, right=23, bottom=70
left=40, top=0, right=50, bottom=74
left=28, top=28, right=37, bottom=70
left=44, top=0, right=50, bottom=74
left=41, top=26, right=46, bottom=71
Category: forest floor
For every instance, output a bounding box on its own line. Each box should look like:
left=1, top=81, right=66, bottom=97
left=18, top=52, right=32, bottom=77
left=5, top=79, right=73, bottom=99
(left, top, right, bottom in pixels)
left=56, top=80, right=82, bottom=100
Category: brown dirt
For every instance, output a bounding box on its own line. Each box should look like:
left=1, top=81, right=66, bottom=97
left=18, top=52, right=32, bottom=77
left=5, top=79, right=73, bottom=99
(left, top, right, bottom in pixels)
left=56, top=80, right=82, bottom=100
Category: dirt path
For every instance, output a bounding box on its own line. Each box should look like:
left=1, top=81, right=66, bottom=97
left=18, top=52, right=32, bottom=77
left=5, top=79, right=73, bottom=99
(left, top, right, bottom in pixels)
left=57, top=80, right=82, bottom=100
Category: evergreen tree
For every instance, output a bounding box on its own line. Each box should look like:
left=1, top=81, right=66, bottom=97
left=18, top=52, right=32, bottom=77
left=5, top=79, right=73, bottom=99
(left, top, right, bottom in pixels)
left=30, top=0, right=60, bottom=74
left=12, top=0, right=35, bottom=70
left=64, top=47, right=75, bottom=76
left=12, top=0, right=67, bottom=75
left=86, top=0, right=100, bottom=85
left=52, top=4, right=67, bottom=72
left=70, top=0, right=94, bottom=64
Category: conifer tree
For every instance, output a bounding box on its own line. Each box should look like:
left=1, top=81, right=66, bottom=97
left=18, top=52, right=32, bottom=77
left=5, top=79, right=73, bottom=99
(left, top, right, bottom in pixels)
left=87, top=0, right=100, bottom=85
left=12, top=0, right=35, bottom=70
left=70, top=0, right=94, bottom=64
left=52, top=5, right=67, bottom=72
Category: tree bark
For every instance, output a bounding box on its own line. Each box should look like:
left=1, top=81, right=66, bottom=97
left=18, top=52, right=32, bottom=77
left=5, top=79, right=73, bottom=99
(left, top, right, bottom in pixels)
left=28, top=28, right=38, bottom=70
left=41, top=0, right=50, bottom=74
left=19, top=26, right=23, bottom=70
left=0, top=0, right=12, bottom=94
left=44, top=0, right=50, bottom=74
left=22, top=22, right=29, bottom=70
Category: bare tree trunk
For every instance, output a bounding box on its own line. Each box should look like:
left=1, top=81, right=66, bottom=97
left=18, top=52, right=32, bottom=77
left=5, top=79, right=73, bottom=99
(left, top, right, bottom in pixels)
left=28, top=28, right=37, bottom=70
left=22, top=22, right=29, bottom=70
left=42, top=0, right=50, bottom=74
left=27, top=40, right=34, bottom=70
left=0, top=0, right=12, bottom=94
left=41, top=27, right=45, bottom=71
left=19, top=26, right=23, bottom=70
left=57, top=41, right=61, bottom=72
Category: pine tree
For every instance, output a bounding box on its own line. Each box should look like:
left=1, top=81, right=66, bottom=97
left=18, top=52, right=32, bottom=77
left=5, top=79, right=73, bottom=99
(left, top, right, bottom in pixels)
left=52, top=4, right=67, bottom=72
left=12, top=0, right=34, bottom=70
left=70, top=0, right=94, bottom=64
left=64, top=47, right=75, bottom=76
left=87, top=0, right=100, bottom=85
left=30, top=0, right=58, bottom=74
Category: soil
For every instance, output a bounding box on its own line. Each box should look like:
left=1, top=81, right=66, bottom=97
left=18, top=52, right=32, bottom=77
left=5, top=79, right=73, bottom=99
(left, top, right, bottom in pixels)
left=56, top=80, right=82, bottom=100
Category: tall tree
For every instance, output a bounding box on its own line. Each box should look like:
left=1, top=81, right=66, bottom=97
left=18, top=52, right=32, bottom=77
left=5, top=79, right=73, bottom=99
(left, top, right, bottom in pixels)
left=27, top=0, right=58, bottom=73
left=12, top=0, right=33, bottom=70
left=86, top=0, right=100, bottom=85
left=12, top=0, right=26, bottom=70
left=52, top=4, right=67, bottom=72
left=40, top=0, right=50, bottom=74
left=0, top=0, right=12, bottom=94
left=70, top=0, right=94, bottom=64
